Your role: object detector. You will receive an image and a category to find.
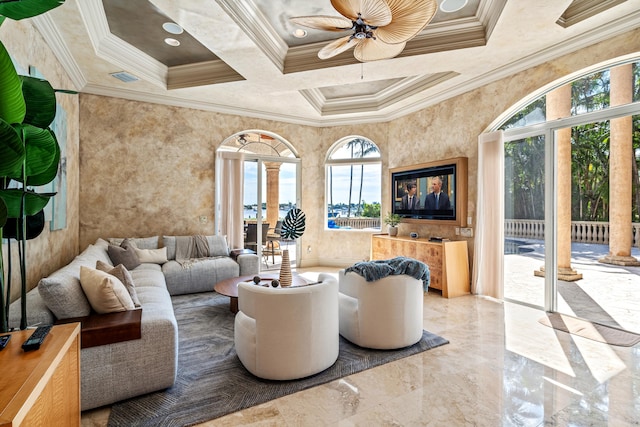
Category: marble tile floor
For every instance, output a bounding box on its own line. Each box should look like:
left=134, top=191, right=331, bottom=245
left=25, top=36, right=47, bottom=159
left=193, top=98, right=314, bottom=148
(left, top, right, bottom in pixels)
left=81, top=267, right=640, bottom=426
left=504, top=240, right=640, bottom=334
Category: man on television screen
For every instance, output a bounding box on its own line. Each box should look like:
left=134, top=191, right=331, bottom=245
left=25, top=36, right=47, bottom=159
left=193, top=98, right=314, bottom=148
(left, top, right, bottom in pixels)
left=424, top=176, right=451, bottom=210
left=400, top=182, right=420, bottom=210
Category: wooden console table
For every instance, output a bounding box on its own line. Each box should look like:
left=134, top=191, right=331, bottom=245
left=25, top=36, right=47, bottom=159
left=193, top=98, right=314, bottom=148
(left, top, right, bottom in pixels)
left=0, top=323, right=81, bottom=426
left=371, top=234, right=470, bottom=298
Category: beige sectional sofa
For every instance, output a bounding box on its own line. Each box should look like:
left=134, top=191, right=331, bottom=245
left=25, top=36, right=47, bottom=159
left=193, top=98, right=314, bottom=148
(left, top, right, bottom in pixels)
left=9, top=235, right=259, bottom=411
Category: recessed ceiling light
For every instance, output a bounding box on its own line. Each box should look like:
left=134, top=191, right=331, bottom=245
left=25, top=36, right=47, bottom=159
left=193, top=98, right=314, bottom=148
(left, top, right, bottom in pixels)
left=292, top=28, right=307, bottom=38
left=164, top=38, right=181, bottom=47
left=439, top=0, right=468, bottom=13
left=162, top=22, right=183, bottom=35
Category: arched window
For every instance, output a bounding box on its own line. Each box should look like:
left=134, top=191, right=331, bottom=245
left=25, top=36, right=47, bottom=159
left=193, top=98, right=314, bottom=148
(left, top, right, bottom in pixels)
left=498, top=61, right=640, bottom=131
left=325, top=136, right=381, bottom=231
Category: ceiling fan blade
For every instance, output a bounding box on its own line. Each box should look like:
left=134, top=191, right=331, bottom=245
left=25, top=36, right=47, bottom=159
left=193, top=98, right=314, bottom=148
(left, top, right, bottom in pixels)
left=375, top=0, right=438, bottom=45
left=318, top=35, right=358, bottom=60
left=290, top=15, right=353, bottom=31
left=331, top=0, right=392, bottom=26
left=353, top=38, right=405, bottom=62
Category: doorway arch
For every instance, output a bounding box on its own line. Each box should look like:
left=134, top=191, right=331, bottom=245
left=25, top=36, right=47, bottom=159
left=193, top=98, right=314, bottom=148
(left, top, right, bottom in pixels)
left=477, top=55, right=640, bottom=332
left=216, top=130, right=301, bottom=270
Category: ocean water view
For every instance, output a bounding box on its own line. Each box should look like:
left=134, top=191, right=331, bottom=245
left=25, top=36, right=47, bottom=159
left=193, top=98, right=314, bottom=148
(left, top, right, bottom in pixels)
left=243, top=209, right=292, bottom=220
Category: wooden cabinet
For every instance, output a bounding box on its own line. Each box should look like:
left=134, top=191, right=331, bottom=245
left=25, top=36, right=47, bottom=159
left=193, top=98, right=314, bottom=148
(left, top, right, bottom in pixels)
left=371, top=234, right=470, bottom=298
left=0, top=323, right=81, bottom=427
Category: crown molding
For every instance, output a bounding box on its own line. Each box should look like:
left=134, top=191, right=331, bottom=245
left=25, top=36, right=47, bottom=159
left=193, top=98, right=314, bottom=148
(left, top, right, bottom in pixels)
left=80, top=81, right=398, bottom=127
left=216, top=0, right=288, bottom=72
left=477, top=0, right=507, bottom=40
left=301, top=72, right=459, bottom=116
left=556, top=0, right=628, bottom=28
left=32, top=13, right=87, bottom=91
left=167, top=60, right=244, bottom=90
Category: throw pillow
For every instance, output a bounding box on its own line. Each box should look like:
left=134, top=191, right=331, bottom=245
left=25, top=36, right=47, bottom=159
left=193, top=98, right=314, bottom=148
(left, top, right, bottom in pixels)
left=79, top=266, right=135, bottom=314
left=95, top=260, right=141, bottom=308
left=207, top=235, right=229, bottom=257
left=107, top=238, right=141, bottom=270
left=135, top=247, right=168, bottom=264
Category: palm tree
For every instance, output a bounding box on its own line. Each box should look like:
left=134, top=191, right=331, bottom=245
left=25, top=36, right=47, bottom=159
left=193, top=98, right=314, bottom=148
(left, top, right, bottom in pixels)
left=346, top=138, right=378, bottom=216
left=329, top=165, right=334, bottom=216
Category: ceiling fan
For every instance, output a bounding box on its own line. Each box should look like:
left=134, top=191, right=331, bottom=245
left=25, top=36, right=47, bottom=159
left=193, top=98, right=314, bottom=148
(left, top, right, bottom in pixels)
left=290, top=0, right=438, bottom=62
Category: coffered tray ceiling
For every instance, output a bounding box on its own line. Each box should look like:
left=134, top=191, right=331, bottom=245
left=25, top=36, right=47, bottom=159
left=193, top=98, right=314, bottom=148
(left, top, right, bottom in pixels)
left=28, top=0, right=639, bottom=126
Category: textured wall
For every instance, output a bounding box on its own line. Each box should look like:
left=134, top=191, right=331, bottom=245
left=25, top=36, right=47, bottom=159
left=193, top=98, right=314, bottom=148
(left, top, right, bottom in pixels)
left=78, top=28, right=640, bottom=270
left=1, top=20, right=80, bottom=302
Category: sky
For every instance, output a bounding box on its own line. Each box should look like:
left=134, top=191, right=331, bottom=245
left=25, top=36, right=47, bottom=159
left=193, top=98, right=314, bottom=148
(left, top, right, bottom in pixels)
left=243, top=163, right=381, bottom=206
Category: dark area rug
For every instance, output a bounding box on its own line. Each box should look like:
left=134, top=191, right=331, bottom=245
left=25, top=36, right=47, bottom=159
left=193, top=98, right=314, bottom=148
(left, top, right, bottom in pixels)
left=108, top=292, right=448, bottom=426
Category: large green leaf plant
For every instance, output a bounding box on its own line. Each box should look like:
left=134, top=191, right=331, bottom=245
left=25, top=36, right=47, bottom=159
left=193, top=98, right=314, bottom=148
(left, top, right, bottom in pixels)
left=0, top=0, right=66, bottom=332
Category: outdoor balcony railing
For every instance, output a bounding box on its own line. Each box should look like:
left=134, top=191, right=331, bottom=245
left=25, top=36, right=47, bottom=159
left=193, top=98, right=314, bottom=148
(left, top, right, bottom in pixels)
left=505, top=219, right=640, bottom=246
left=330, top=217, right=381, bottom=229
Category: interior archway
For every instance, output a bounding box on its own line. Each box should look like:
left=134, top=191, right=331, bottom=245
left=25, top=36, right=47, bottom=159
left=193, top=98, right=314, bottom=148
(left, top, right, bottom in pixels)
left=216, top=130, right=301, bottom=271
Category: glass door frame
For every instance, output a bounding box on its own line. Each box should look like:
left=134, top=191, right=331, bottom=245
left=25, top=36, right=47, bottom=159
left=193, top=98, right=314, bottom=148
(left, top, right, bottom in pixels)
left=242, top=154, right=301, bottom=265
left=501, top=100, right=640, bottom=312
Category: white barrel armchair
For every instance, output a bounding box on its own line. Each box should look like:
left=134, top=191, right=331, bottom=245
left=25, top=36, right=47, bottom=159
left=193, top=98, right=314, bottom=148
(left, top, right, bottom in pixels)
left=338, top=269, right=424, bottom=349
left=234, top=273, right=339, bottom=380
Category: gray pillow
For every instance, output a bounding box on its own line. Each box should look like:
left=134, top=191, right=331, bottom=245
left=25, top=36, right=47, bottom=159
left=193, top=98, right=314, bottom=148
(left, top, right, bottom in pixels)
left=107, top=238, right=141, bottom=270
left=207, top=235, right=229, bottom=257
left=38, top=259, right=92, bottom=319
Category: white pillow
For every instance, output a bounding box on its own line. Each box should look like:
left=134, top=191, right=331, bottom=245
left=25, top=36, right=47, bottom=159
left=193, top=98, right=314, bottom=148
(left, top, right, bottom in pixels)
left=79, top=266, right=135, bottom=314
left=135, top=247, right=168, bottom=264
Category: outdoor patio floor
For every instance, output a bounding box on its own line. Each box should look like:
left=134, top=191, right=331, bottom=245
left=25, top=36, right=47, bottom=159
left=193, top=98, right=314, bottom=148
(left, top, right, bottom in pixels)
left=505, top=239, right=640, bottom=334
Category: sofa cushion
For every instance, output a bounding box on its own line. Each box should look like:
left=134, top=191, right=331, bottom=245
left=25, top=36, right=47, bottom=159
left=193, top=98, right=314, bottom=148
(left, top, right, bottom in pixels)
left=80, top=266, right=135, bottom=314
left=108, top=236, right=159, bottom=250
left=162, top=235, right=229, bottom=260
left=135, top=247, right=168, bottom=264
left=162, top=257, right=239, bottom=295
left=96, top=260, right=141, bottom=307
left=108, top=238, right=141, bottom=270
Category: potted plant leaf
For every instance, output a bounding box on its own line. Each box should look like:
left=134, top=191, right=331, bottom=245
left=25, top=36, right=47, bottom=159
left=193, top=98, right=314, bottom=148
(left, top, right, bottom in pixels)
left=383, top=211, right=401, bottom=236
left=0, top=0, right=67, bottom=333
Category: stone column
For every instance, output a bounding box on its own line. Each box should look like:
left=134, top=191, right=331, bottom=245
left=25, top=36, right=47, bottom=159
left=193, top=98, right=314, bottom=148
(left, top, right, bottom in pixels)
left=264, top=162, right=281, bottom=227
left=600, top=64, right=639, bottom=266
left=535, top=84, right=582, bottom=280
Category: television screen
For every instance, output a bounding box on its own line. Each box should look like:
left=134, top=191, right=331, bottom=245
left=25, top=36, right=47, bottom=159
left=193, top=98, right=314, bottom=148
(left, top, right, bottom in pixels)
left=391, top=163, right=457, bottom=221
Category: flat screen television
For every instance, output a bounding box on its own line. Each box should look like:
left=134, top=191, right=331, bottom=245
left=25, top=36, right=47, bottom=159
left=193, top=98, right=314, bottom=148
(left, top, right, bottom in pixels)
left=390, top=157, right=467, bottom=226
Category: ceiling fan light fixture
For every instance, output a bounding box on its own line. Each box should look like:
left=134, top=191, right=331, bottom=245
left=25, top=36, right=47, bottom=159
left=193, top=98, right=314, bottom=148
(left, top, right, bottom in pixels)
left=162, top=22, right=184, bottom=35
left=291, top=0, right=437, bottom=62
left=439, top=0, right=468, bottom=13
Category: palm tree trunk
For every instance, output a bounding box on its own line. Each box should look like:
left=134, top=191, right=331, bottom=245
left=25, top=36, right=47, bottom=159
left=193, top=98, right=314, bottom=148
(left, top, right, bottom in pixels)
left=357, top=164, right=364, bottom=215
left=347, top=145, right=354, bottom=217
left=329, top=166, right=334, bottom=216
left=347, top=164, right=353, bottom=217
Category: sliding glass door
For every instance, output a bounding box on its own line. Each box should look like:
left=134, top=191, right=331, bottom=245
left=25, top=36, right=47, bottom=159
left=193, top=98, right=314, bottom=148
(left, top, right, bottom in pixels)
left=243, top=157, right=300, bottom=269
left=503, top=133, right=547, bottom=309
